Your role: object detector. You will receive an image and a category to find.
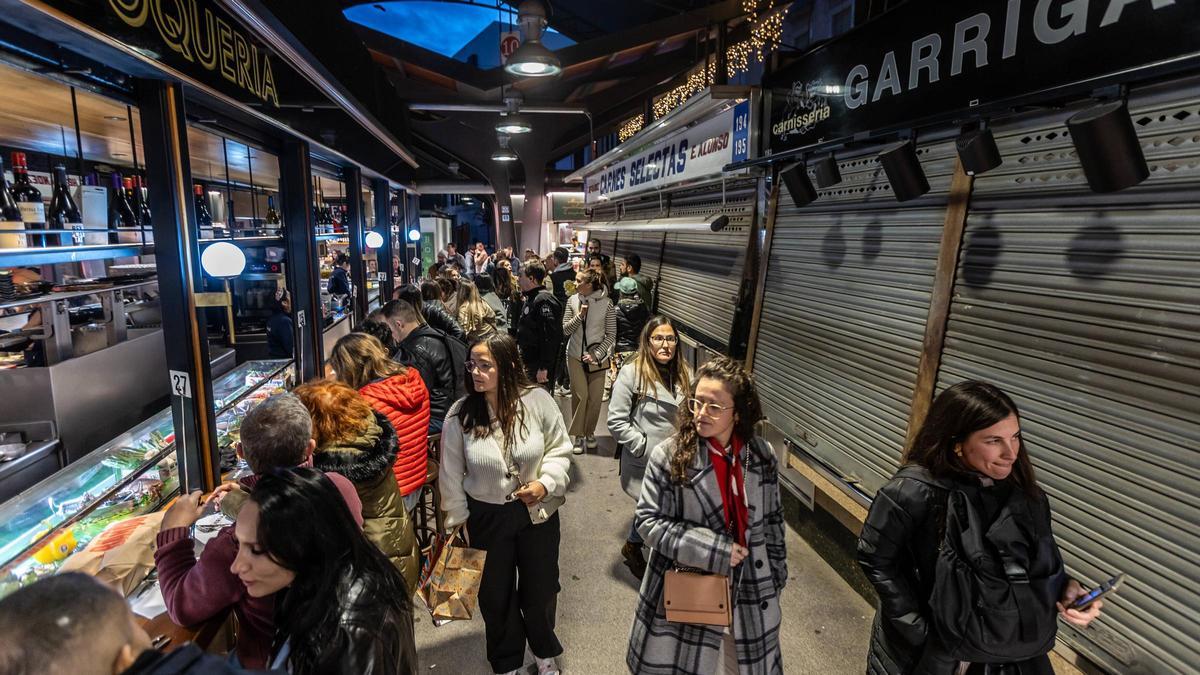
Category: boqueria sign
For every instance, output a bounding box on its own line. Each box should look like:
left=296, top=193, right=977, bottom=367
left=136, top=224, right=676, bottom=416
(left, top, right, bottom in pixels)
left=33, top=0, right=311, bottom=113
left=107, top=0, right=280, bottom=107
left=584, top=100, right=751, bottom=205
left=766, top=0, right=1200, bottom=155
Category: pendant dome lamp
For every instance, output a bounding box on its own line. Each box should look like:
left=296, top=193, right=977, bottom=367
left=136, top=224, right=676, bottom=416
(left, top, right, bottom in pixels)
left=495, top=93, right=532, bottom=134
left=505, top=1, right=562, bottom=78
left=492, top=134, right=519, bottom=162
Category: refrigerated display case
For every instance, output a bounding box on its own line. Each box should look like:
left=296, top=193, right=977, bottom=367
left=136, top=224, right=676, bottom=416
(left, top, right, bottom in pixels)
left=0, top=358, right=291, bottom=596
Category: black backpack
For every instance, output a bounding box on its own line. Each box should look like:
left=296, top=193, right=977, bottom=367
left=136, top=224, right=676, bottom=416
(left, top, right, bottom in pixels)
left=432, top=329, right=469, bottom=401
left=896, top=466, right=1061, bottom=663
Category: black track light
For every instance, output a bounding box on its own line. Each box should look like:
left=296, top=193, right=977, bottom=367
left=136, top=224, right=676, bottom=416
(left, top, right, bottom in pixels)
left=780, top=163, right=817, bottom=207
left=956, top=127, right=1003, bottom=175
left=1066, top=100, right=1149, bottom=193
left=878, top=140, right=930, bottom=202
left=813, top=154, right=841, bottom=188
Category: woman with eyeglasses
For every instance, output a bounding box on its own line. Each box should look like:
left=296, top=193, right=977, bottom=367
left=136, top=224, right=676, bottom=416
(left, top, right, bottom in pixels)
left=606, top=316, right=690, bottom=581
left=628, top=356, right=787, bottom=675
left=439, top=333, right=574, bottom=675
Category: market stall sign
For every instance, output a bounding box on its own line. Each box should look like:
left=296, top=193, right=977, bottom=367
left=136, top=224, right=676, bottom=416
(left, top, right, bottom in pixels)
left=766, top=0, right=1200, bottom=155
left=550, top=193, right=586, bottom=221
left=584, top=100, right=751, bottom=205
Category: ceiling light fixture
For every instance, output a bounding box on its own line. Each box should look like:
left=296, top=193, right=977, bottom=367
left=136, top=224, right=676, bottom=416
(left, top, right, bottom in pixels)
left=504, top=1, right=562, bottom=78
left=495, top=93, right=532, bottom=134
left=492, top=134, right=519, bottom=162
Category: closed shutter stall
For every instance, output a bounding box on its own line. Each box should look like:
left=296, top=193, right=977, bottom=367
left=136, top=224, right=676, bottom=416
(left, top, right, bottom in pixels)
left=937, top=79, right=1200, bottom=674
left=612, top=231, right=665, bottom=289
left=655, top=178, right=757, bottom=349
left=753, top=134, right=957, bottom=494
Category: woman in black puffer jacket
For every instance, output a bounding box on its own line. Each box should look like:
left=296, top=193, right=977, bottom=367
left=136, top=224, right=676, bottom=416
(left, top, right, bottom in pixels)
left=857, top=381, right=1103, bottom=675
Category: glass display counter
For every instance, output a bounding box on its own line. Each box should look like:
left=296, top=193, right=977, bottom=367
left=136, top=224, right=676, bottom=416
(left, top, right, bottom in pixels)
left=0, top=358, right=291, bottom=596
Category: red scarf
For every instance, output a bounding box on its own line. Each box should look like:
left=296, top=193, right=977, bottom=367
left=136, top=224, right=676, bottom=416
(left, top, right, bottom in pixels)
left=708, top=435, right=748, bottom=547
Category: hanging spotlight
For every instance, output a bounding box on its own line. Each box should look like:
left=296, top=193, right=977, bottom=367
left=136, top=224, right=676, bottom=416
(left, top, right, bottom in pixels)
left=813, top=154, right=841, bottom=188
left=495, top=93, right=532, bottom=134
left=878, top=139, right=930, bottom=202
left=956, top=127, right=1003, bottom=175
left=492, top=134, right=519, bottom=162
left=1066, top=99, right=1149, bottom=193
left=780, top=162, right=817, bottom=207
left=504, top=0, right=562, bottom=77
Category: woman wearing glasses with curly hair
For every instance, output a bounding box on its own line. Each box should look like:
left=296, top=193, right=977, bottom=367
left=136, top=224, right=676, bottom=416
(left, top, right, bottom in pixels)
left=628, top=356, right=787, bottom=675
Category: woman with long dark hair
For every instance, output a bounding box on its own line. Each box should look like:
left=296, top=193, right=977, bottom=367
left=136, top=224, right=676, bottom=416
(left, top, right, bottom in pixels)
left=231, top=467, right=417, bottom=674
left=628, top=357, right=787, bottom=675
left=439, top=333, right=573, bottom=675
left=857, top=381, right=1103, bottom=674
left=606, top=315, right=690, bottom=580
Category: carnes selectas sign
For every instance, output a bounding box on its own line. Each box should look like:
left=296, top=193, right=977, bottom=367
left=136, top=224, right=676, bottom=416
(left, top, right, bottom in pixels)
left=767, top=0, right=1200, bottom=155
left=584, top=100, right=751, bottom=205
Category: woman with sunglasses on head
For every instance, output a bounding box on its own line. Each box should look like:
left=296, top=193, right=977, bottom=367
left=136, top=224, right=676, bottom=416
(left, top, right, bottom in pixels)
left=439, top=333, right=574, bottom=675
left=606, top=316, right=690, bottom=581
left=562, top=267, right=616, bottom=454
left=857, top=381, right=1102, bottom=675
left=231, top=467, right=417, bottom=674
left=628, top=356, right=787, bottom=675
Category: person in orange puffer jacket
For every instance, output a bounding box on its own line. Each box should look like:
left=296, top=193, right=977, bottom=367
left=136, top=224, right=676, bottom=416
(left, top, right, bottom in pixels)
left=328, top=332, right=432, bottom=510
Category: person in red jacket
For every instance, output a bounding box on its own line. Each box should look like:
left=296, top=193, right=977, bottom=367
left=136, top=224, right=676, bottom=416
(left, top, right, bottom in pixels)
left=152, top=393, right=363, bottom=669
left=329, top=331, right=432, bottom=511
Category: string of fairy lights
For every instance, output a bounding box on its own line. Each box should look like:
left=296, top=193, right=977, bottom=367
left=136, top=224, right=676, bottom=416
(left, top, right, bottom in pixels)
left=618, top=114, right=646, bottom=142
left=646, top=0, right=788, bottom=123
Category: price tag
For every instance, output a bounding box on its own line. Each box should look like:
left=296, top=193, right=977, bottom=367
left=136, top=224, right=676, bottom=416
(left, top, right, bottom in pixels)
left=296, top=309, right=307, bottom=328
left=169, top=370, right=192, bottom=398
left=377, top=272, right=386, bottom=281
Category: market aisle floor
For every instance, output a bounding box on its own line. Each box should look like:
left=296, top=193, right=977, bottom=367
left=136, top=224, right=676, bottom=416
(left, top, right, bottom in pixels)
left=414, top=400, right=873, bottom=674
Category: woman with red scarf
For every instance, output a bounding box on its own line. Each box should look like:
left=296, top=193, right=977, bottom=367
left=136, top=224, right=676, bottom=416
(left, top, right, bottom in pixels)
left=628, top=356, right=787, bottom=675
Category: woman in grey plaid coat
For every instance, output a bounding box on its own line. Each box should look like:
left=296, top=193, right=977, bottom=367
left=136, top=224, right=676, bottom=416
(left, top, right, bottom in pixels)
left=627, top=357, right=787, bottom=675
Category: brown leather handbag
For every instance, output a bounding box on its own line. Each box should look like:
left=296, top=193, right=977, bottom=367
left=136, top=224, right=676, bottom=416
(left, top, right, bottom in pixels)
left=663, top=567, right=732, bottom=626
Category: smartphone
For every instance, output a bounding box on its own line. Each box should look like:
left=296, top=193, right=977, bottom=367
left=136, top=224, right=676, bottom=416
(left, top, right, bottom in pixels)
left=1070, top=572, right=1125, bottom=610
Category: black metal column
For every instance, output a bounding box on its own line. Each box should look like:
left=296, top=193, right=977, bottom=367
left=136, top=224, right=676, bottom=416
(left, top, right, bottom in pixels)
left=136, top=80, right=218, bottom=493
left=279, top=140, right=322, bottom=381
left=343, top=165, right=367, bottom=323
left=373, top=178, right=394, bottom=300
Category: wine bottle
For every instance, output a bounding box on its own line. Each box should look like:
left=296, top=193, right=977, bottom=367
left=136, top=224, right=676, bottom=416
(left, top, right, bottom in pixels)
left=194, top=184, right=214, bottom=236
left=48, top=165, right=82, bottom=247
left=265, top=195, right=280, bottom=225
left=108, top=172, right=136, bottom=244
left=10, top=153, right=46, bottom=247
left=136, top=177, right=152, bottom=228
left=0, top=155, right=26, bottom=248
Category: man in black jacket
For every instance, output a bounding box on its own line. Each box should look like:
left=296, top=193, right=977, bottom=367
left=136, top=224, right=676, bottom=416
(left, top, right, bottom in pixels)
left=548, top=247, right=575, bottom=304
left=382, top=299, right=456, bottom=433
left=393, top=284, right=466, bottom=341
left=516, top=261, right=563, bottom=388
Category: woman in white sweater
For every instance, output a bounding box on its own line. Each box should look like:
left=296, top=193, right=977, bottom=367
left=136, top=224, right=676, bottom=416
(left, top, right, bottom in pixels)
left=562, top=267, right=617, bottom=453
left=440, top=333, right=573, bottom=675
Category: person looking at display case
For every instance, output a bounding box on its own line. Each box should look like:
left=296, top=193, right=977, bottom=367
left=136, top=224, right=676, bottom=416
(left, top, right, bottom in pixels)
left=233, top=468, right=418, bottom=674
left=265, top=288, right=294, bottom=359
left=152, top=393, right=363, bottom=669
left=0, top=572, right=243, bottom=674
left=294, top=380, right=420, bottom=591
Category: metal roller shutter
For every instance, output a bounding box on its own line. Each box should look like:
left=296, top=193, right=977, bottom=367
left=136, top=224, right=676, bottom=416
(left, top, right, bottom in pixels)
left=937, top=79, right=1200, bottom=674
left=612, top=231, right=665, bottom=290
left=752, top=133, right=958, bottom=495
left=654, top=178, right=757, bottom=349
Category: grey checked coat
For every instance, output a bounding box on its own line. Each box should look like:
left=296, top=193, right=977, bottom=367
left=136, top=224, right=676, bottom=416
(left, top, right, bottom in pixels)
left=628, top=435, right=787, bottom=675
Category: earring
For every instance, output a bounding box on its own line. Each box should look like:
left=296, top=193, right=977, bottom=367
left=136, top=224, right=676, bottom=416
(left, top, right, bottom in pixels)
left=954, top=445, right=963, bottom=457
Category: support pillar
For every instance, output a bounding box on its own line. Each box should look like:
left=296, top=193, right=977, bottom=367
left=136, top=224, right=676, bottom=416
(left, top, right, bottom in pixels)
left=343, top=165, right=367, bottom=323
left=279, top=141, right=323, bottom=382
left=373, top=179, right=394, bottom=299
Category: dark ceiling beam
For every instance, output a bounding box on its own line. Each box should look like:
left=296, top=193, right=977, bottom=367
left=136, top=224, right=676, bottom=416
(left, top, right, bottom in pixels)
left=548, top=0, right=740, bottom=67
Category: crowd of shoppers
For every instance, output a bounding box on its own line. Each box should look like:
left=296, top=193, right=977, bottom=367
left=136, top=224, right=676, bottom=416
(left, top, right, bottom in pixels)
left=0, top=234, right=1109, bottom=675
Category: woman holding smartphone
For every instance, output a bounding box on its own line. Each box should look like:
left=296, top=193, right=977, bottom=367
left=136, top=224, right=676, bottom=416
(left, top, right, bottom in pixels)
left=628, top=356, right=787, bottom=675
left=562, top=267, right=616, bottom=454
left=439, top=333, right=574, bottom=675
left=857, top=381, right=1103, bottom=674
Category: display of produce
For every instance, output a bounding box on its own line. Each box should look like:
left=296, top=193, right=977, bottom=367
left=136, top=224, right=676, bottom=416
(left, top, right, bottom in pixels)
left=0, top=358, right=291, bottom=596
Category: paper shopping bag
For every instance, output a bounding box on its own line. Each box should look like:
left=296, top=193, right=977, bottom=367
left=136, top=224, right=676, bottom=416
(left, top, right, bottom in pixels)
left=418, top=526, right=486, bottom=626
left=61, top=511, right=164, bottom=596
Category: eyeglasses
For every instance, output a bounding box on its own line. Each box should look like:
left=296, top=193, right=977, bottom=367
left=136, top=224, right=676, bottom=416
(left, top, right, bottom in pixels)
left=649, top=335, right=678, bottom=346
left=688, top=398, right=732, bottom=416
left=465, top=360, right=495, bottom=373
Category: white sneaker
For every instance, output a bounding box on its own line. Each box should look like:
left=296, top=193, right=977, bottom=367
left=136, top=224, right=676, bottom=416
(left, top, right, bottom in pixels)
left=554, top=385, right=571, bottom=398
left=585, top=436, right=598, bottom=449
left=497, top=670, right=522, bottom=675
left=572, top=437, right=584, bottom=455
left=535, top=656, right=560, bottom=675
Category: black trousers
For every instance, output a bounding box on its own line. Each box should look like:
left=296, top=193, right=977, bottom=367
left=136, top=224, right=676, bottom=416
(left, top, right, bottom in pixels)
left=467, top=497, right=563, bottom=673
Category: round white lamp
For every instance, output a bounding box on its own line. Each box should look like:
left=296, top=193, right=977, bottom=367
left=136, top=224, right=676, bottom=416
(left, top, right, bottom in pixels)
left=365, top=231, right=384, bottom=249
left=408, top=229, right=422, bottom=242
left=200, top=241, right=246, bottom=278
